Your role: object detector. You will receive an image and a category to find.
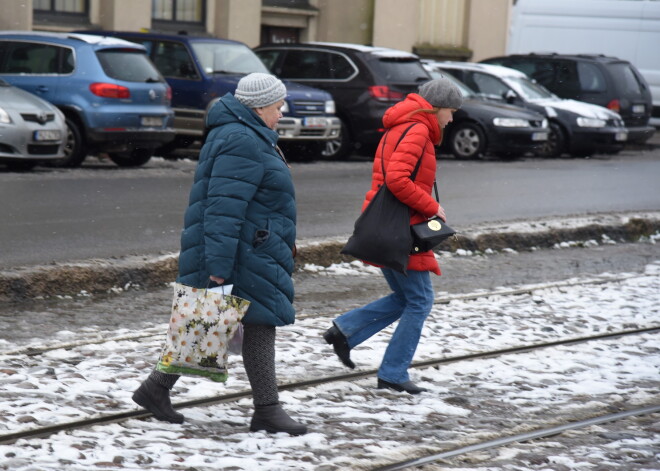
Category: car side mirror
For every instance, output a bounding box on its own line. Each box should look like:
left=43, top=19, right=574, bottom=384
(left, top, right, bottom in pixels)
left=503, top=90, right=517, bottom=104
left=179, top=63, right=196, bottom=78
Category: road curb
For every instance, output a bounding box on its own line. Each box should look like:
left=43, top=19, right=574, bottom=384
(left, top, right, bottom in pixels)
left=1, top=214, right=658, bottom=302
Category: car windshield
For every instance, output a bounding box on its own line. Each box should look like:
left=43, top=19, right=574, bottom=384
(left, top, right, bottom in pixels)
left=504, top=76, right=555, bottom=101
left=96, top=49, right=164, bottom=82
left=191, top=42, right=269, bottom=75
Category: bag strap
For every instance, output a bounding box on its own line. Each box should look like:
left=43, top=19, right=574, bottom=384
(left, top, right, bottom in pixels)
left=380, top=123, right=420, bottom=179
left=380, top=123, right=439, bottom=200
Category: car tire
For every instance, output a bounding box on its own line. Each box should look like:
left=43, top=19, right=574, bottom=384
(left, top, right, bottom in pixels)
left=279, top=142, right=319, bottom=162
left=538, top=122, right=566, bottom=158
left=320, top=119, right=352, bottom=160
left=449, top=123, right=486, bottom=159
left=50, top=118, right=86, bottom=168
left=109, top=148, right=154, bottom=167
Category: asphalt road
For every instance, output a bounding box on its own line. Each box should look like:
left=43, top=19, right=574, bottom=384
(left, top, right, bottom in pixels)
left=1, top=148, right=659, bottom=270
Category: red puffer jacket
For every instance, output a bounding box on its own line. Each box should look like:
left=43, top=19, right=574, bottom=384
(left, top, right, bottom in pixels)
left=361, top=93, right=443, bottom=275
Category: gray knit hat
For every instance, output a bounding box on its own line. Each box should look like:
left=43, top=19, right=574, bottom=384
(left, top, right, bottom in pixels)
left=234, top=72, right=287, bottom=108
left=418, top=78, right=463, bottom=109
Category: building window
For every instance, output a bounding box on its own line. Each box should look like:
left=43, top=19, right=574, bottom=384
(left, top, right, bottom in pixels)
left=152, top=0, right=205, bottom=24
left=33, top=0, right=88, bottom=15
left=33, top=0, right=90, bottom=26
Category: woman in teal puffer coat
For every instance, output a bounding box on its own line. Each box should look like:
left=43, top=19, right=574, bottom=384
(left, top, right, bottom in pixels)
left=132, top=73, right=306, bottom=436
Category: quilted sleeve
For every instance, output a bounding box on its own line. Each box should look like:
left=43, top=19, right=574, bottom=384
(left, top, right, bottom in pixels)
left=385, top=126, right=439, bottom=218
left=204, top=132, right=265, bottom=279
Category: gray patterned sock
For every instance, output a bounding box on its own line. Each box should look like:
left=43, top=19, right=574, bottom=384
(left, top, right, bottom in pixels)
left=242, top=324, right=279, bottom=406
left=149, top=370, right=180, bottom=390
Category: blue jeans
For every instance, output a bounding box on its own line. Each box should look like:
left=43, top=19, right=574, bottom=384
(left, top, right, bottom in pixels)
left=334, top=268, right=434, bottom=384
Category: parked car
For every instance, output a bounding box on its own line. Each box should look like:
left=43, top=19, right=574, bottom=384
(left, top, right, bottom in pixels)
left=255, top=42, right=432, bottom=159
left=420, top=65, right=549, bottom=159
left=429, top=62, right=628, bottom=157
left=79, top=31, right=340, bottom=159
left=0, top=31, right=175, bottom=167
left=480, top=53, right=655, bottom=144
left=0, top=78, right=67, bottom=170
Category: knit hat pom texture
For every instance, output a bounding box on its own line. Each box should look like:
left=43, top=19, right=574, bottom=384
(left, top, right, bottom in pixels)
left=235, top=72, right=287, bottom=109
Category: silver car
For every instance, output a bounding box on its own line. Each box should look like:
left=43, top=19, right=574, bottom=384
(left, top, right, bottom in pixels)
left=0, top=79, right=67, bottom=170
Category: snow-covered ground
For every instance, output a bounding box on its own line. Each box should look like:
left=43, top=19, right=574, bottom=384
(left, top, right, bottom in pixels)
left=1, top=262, right=658, bottom=470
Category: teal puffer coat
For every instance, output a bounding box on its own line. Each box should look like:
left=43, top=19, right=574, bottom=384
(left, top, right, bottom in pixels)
left=177, top=93, right=296, bottom=326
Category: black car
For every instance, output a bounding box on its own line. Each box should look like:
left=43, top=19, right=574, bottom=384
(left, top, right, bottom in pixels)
left=422, top=66, right=549, bottom=159
left=480, top=53, right=655, bottom=144
left=255, top=42, right=431, bottom=159
left=428, top=61, right=628, bottom=157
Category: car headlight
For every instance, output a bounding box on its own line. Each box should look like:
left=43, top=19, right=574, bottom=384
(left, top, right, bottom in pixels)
left=280, top=100, right=290, bottom=114
left=325, top=100, right=336, bottom=114
left=541, top=119, right=548, bottom=128
left=0, top=107, right=11, bottom=124
left=576, top=117, right=606, bottom=128
left=493, top=117, right=529, bottom=127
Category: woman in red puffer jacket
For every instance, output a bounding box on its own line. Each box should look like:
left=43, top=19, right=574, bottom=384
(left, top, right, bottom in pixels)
left=324, top=78, right=463, bottom=395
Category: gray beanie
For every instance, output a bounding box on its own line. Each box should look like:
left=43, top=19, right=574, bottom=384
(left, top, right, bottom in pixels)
left=418, top=78, right=463, bottom=109
left=234, top=72, right=287, bottom=108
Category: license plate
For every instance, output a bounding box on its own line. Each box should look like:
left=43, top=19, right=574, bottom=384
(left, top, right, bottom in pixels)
left=141, top=116, right=163, bottom=127
left=615, top=132, right=628, bottom=141
left=303, top=117, right=327, bottom=128
left=532, top=132, right=548, bottom=141
left=632, top=105, right=645, bottom=114
left=33, top=129, right=61, bottom=141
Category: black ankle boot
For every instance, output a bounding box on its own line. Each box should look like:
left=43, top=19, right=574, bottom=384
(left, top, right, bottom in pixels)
left=132, top=377, right=184, bottom=424
left=250, top=403, right=307, bottom=435
left=377, top=378, right=428, bottom=395
left=323, top=325, right=355, bottom=369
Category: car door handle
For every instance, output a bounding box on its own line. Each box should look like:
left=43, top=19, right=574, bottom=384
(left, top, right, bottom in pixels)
left=36, top=85, right=49, bottom=93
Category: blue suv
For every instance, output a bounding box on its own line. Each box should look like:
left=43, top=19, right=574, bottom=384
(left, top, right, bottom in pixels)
left=0, top=31, right=175, bottom=167
left=79, top=31, right=340, bottom=159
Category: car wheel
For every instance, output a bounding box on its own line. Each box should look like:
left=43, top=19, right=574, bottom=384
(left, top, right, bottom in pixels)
left=538, top=122, right=566, bottom=158
left=50, top=118, right=86, bottom=168
left=449, top=123, right=486, bottom=159
left=279, top=142, right=319, bottom=162
left=155, top=136, right=195, bottom=157
left=109, top=148, right=154, bottom=167
left=320, top=119, right=352, bottom=160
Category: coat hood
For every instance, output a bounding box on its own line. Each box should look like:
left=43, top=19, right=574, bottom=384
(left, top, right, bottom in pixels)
left=382, top=93, right=442, bottom=145
left=206, top=92, right=279, bottom=147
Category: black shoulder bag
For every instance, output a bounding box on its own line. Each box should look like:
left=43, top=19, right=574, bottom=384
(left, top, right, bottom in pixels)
left=340, top=123, right=419, bottom=274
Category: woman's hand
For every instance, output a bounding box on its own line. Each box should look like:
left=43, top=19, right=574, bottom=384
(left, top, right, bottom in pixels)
left=435, top=204, right=447, bottom=222
left=210, top=275, right=225, bottom=284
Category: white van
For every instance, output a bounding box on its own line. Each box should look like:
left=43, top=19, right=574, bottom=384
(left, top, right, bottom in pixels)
left=507, top=0, right=660, bottom=127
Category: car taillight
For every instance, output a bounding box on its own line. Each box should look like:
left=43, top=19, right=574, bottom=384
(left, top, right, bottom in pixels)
left=166, top=86, right=172, bottom=101
left=89, top=82, right=131, bottom=99
left=368, top=85, right=405, bottom=102
left=607, top=99, right=621, bottom=112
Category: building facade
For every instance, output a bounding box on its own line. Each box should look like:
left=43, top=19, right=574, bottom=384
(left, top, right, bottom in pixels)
left=0, top=0, right=511, bottom=61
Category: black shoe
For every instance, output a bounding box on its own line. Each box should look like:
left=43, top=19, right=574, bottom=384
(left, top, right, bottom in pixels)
left=377, top=378, right=428, bottom=395
left=250, top=403, right=308, bottom=436
left=323, top=325, right=355, bottom=369
left=132, top=377, right=184, bottom=424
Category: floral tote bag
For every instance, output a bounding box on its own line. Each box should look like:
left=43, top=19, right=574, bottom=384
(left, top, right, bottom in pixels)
left=156, top=283, right=250, bottom=382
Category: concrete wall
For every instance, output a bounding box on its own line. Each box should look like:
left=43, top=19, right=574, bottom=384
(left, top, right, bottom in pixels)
left=97, top=0, right=152, bottom=31
left=466, top=0, right=511, bottom=62
left=211, top=0, right=261, bottom=45
left=0, top=0, right=32, bottom=31
left=372, top=0, right=419, bottom=50
left=315, top=0, right=373, bottom=44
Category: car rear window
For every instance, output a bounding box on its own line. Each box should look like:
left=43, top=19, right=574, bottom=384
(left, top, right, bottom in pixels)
left=605, top=62, right=645, bottom=98
left=371, top=58, right=429, bottom=84
left=95, top=49, right=164, bottom=82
